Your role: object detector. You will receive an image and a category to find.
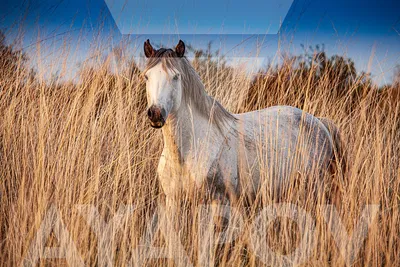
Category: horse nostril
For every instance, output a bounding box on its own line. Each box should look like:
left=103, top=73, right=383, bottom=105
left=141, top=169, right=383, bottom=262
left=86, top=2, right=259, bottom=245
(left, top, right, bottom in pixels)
left=147, top=108, right=153, bottom=119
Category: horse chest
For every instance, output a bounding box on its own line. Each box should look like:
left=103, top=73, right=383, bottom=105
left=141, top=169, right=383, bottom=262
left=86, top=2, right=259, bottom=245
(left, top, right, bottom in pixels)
left=157, top=144, right=234, bottom=198
left=157, top=151, right=209, bottom=196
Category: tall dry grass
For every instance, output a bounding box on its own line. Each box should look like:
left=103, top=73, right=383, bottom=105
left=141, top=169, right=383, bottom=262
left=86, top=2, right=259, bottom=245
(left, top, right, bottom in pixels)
left=0, top=32, right=400, bottom=266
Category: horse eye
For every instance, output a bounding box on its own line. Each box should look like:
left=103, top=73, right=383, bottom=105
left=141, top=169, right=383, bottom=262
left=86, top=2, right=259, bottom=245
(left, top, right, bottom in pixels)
left=173, top=74, right=180, bottom=81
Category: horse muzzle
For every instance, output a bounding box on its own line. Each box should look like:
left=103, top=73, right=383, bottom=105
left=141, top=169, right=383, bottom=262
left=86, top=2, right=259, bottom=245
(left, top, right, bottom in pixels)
left=147, top=105, right=166, bottom=128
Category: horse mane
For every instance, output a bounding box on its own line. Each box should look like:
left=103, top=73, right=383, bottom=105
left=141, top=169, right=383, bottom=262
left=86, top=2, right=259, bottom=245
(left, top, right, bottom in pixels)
left=144, top=48, right=237, bottom=131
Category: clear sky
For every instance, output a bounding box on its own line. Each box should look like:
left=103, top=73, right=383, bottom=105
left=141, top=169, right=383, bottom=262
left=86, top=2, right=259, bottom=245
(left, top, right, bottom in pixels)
left=103, top=0, right=294, bottom=34
left=0, top=0, right=399, bottom=85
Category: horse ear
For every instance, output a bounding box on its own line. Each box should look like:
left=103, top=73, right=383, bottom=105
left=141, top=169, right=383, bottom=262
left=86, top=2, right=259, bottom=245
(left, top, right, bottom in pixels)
left=144, top=39, right=155, bottom=58
left=175, top=40, right=185, bottom=57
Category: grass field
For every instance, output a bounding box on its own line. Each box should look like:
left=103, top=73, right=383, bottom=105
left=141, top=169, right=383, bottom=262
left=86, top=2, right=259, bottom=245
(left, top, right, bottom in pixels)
left=1, top=32, right=400, bottom=266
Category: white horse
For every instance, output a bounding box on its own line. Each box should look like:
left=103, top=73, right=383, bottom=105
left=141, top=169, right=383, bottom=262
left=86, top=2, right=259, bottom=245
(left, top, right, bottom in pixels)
left=142, top=39, right=344, bottom=208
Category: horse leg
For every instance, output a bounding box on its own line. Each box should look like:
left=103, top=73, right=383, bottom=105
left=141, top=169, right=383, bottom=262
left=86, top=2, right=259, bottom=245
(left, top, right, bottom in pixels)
left=208, top=196, right=235, bottom=266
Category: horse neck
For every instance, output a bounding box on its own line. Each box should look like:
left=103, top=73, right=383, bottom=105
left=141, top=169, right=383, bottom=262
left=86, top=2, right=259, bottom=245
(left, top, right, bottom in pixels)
left=161, top=88, right=225, bottom=164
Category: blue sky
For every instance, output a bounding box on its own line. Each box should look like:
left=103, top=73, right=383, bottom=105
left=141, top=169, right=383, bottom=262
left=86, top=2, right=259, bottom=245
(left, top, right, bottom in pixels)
left=103, top=0, right=294, bottom=34
left=0, top=0, right=399, bottom=85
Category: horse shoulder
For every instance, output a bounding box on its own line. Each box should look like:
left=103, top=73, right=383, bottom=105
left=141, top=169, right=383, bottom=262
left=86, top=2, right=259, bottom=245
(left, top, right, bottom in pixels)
left=204, top=135, right=240, bottom=198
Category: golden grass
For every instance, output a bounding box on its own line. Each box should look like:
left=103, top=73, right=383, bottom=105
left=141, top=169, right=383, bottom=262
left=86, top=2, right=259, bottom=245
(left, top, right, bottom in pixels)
left=0, top=35, right=400, bottom=266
